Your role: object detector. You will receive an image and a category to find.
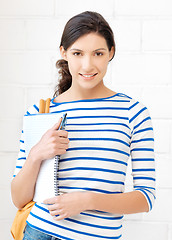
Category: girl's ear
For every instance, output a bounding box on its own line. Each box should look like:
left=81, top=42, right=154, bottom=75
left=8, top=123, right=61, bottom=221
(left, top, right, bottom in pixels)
left=109, top=46, right=115, bottom=61
left=60, top=46, right=67, bottom=61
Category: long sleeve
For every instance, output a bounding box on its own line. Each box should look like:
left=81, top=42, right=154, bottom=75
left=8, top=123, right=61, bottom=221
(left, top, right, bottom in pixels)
left=129, top=100, right=156, bottom=211
left=13, top=130, right=26, bottom=178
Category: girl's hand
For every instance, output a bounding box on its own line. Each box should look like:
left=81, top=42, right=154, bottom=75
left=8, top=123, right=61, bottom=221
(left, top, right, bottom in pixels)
left=43, top=192, right=90, bottom=220
left=28, top=118, right=69, bottom=163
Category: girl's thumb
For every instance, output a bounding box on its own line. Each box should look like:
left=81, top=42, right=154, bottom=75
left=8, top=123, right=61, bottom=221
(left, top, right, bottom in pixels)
left=52, top=117, right=62, bottom=130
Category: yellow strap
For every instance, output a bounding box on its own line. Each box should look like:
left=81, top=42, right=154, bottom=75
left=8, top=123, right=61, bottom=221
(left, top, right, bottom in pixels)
left=11, top=201, right=35, bottom=240
left=39, top=99, right=45, bottom=113
left=45, top=98, right=51, bottom=113
left=39, top=98, right=51, bottom=113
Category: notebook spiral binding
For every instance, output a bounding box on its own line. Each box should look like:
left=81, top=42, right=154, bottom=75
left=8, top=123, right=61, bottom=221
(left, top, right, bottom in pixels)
left=54, top=155, right=60, bottom=196
left=54, top=113, right=67, bottom=196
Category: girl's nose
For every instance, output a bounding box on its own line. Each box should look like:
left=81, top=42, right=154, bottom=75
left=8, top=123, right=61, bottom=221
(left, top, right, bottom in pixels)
left=82, top=56, right=94, bottom=72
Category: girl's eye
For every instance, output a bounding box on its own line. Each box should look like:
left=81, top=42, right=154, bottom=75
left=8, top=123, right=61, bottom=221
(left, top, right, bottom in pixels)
left=95, top=52, right=103, bottom=56
left=73, top=52, right=81, bottom=56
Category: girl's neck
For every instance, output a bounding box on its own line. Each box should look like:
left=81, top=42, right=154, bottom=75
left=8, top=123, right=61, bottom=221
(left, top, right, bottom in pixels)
left=57, top=83, right=116, bottom=102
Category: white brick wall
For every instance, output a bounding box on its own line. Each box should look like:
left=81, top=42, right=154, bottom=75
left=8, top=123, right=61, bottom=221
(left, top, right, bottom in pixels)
left=0, top=0, right=54, bottom=16
left=115, top=0, right=172, bottom=16
left=0, top=1, right=171, bottom=239
left=142, top=20, right=172, bottom=51
left=55, top=0, right=115, bottom=18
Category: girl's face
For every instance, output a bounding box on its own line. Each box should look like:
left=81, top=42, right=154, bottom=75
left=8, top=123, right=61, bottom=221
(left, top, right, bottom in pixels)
left=60, top=33, right=114, bottom=91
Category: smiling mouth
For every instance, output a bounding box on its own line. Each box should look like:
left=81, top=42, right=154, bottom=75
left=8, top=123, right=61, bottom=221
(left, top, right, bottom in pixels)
left=79, top=73, right=98, bottom=78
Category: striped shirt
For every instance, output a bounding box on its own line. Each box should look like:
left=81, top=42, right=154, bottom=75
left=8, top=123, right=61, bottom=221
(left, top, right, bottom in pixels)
left=13, top=93, right=156, bottom=240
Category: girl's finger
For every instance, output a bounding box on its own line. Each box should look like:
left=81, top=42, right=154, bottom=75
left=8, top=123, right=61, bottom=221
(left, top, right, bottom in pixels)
left=51, top=118, right=62, bottom=130
left=59, top=137, right=70, bottom=144
left=43, top=196, right=57, bottom=205
left=50, top=209, right=62, bottom=216
left=54, top=213, right=68, bottom=221
left=58, top=143, right=69, bottom=149
left=58, top=130, right=68, bottom=138
left=48, top=203, right=60, bottom=211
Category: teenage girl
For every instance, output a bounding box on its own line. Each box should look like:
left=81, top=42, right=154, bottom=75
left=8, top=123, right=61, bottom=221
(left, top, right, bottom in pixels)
left=11, top=11, right=156, bottom=240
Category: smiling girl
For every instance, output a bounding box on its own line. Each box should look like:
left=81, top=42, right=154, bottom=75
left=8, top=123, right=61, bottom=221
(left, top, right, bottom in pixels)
left=11, top=11, right=156, bottom=240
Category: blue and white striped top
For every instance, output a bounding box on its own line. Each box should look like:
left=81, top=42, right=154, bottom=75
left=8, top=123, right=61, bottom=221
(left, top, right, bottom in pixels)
left=13, top=93, right=156, bottom=240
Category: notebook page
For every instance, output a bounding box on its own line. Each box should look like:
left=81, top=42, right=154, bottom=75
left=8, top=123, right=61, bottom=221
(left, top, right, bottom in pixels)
left=23, top=112, right=64, bottom=202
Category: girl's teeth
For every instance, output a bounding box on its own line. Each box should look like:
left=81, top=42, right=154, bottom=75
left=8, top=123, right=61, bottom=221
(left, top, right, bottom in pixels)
left=82, top=74, right=95, bottom=77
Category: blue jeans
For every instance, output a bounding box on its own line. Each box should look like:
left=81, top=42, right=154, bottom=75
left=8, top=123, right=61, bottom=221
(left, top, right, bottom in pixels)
left=23, top=224, right=61, bottom=240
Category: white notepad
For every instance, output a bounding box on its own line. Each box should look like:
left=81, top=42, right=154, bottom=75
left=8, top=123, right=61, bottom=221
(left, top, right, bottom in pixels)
left=23, top=112, right=64, bottom=202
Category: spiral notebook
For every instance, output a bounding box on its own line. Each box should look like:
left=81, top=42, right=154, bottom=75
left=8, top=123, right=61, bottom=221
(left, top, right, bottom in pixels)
left=23, top=112, right=67, bottom=203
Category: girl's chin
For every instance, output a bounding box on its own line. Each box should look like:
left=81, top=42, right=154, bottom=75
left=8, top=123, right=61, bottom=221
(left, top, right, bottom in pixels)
left=77, top=81, right=102, bottom=91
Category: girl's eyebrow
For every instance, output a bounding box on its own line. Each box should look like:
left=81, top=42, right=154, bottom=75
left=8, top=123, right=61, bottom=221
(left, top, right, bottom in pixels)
left=70, top=48, right=107, bottom=52
left=70, top=48, right=82, bottom=52
left=94, top=48, right=107, bottom=52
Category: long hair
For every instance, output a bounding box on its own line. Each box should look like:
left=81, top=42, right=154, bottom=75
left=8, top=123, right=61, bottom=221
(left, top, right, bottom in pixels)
left=54, top=11, right=116, bottom=97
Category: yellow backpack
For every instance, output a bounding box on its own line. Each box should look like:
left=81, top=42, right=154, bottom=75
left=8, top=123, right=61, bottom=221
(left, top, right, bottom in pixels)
left=11, top=98, right=51, bottom=239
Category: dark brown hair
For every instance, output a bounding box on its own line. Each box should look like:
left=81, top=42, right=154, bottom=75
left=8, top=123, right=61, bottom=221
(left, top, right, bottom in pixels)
left=54, top=11, right=116, bottom=97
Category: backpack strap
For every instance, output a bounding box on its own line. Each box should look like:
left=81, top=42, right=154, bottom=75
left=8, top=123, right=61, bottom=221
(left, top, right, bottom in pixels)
left=39, top=98, right=51, bottom=113
left=45, top=98, right=51, bottom=113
